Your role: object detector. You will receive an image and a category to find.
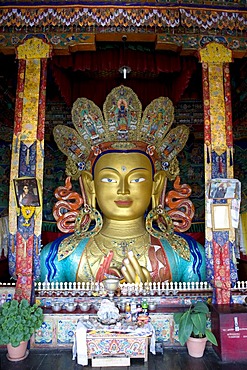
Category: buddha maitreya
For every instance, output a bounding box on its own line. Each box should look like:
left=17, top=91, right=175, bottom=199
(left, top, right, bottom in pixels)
left=40, top=86, right=206, bottom=284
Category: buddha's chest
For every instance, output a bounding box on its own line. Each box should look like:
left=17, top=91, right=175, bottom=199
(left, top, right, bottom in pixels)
left=76, top=239, right=172, bottom=283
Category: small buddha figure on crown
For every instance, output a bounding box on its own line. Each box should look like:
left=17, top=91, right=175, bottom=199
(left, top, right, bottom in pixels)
left=40, top=85, right=206, bottom=284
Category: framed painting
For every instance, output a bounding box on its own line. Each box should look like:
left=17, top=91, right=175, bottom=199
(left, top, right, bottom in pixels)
left=208, top=179, right=240, bottom=200
left=212, top=204, right=231, bottom=231
left=14, top=177, right=41, bottom=208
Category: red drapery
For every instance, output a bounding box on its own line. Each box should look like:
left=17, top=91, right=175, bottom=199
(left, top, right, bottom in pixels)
left=51, top=48, right=198, bottom=108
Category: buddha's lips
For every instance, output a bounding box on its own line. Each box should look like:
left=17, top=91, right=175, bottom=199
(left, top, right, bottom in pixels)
left=114, top=200, right=133, bottom=207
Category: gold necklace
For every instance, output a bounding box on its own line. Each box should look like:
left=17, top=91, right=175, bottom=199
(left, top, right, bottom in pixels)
left=93, top=232, right=151, bottom=262
left=79, top=233, right=150, bottom=281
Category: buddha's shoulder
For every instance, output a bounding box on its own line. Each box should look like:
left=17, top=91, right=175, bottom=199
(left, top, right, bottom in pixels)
left=158, top=233, right=204, bottom=249
left=41, top=235, right=90, bottom=260
left=152, top=233, right=204, bottom=263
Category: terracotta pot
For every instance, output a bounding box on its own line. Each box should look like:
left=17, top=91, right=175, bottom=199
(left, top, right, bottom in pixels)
left=186, top=336, right=207, bottom=358
left=6, top=341, right=29, bottom=362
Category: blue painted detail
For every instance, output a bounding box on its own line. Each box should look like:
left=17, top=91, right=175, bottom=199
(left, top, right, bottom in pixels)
left=45, top=234, right=71, bottom=281
left=19, top=141, right=37, bottom=177
left=176, top=232, right=203, bottom=282
left=8, top=234, right=16, bottom=278
left=33, top=234, right=42, bottom=280
left=214, top=230, right=229, bottom=247
left=211, top=150, right=227, bottom=179
left=229, top=240, right=238, bottom=286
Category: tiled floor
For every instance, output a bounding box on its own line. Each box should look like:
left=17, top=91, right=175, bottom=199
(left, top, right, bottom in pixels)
left=1, top=347, right=247, bottom=370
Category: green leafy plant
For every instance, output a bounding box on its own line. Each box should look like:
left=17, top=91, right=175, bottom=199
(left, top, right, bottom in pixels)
left=0, top=299, right=44, bottom=347
left=174, top=301, right=218, bottom=346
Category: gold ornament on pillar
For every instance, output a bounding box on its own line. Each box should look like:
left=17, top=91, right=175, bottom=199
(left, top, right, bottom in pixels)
left=21, top=206, right=36, bottom=227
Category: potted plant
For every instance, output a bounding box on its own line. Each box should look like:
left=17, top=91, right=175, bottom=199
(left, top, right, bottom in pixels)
left=0, top=298, right=43, bottom=361
left=174, top=301, right=217, bottom=358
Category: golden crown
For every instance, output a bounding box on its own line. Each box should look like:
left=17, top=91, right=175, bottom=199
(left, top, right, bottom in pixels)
left=54, top=85, right=189, bottom=179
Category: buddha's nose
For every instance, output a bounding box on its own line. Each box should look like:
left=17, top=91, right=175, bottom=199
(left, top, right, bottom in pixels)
left=117, top=178, right=130, bottom=194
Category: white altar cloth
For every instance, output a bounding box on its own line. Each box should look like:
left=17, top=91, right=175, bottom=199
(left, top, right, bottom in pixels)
left=72, top=318, right=156, bottom=366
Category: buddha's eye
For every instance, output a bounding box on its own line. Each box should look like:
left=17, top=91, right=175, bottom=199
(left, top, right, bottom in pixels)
left=130, top=177, right=145, bottom=183
left=101, top=178, right=117, bottom=183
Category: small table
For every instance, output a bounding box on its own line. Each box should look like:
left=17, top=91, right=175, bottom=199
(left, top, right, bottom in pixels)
left=73, top=318, right=155, bottom=366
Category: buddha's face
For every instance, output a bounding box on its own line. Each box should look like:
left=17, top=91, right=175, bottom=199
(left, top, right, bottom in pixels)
left=93, top=152, right=154, bottom=221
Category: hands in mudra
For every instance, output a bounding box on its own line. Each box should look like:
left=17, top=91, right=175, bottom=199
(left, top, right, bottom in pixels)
left=121, top=251, right=152, bottom=283
left=96, top=250, right=151, bottom=283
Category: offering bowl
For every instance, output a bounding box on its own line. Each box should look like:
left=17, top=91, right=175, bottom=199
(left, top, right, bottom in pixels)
left=65, top=302, right=77, bottom=312
left=79, top=302, right=91, bottom=312
left=148, top=302, right=157, bottom=311
left=51, top=302, right=63, bottom=312
left=103, top=278, right=120, bottom=300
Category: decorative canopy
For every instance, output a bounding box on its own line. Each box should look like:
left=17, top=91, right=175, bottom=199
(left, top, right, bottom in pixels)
left=0, top=1, right=246, bottom=55
left=50, top=49, right=198, bottom=107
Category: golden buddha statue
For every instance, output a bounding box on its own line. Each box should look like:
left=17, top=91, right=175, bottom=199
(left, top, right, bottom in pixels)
left=40, top=85, right=206, bottom=284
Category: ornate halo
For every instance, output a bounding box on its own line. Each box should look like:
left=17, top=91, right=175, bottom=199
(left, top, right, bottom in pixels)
left=54, top=85, right=189, bottom=180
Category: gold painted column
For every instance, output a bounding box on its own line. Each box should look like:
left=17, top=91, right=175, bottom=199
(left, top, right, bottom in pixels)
left=199, top=42, right=237, bottom=304
left=8, top=37, right=52, bottom=301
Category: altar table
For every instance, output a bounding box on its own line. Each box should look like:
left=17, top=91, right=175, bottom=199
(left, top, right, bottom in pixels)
left=72, top=318, right=156, bottom=366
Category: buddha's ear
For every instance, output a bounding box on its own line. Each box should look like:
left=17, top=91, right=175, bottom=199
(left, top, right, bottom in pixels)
left=152, top=171, right=167, bottom=208
left=80, top=171, right=96, bottom=208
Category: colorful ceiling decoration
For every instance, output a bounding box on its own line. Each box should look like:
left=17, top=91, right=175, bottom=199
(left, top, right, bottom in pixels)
left=1, top=0, right=246, bottom=6
left=0, top=2, right=246, bottom=54
left=1, top=5, right=246, bottom=32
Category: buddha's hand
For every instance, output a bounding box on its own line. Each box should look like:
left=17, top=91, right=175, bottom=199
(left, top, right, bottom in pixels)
left=95, top=250, right=122, bottom=282
left=121, top=251, right=152, bottom=283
